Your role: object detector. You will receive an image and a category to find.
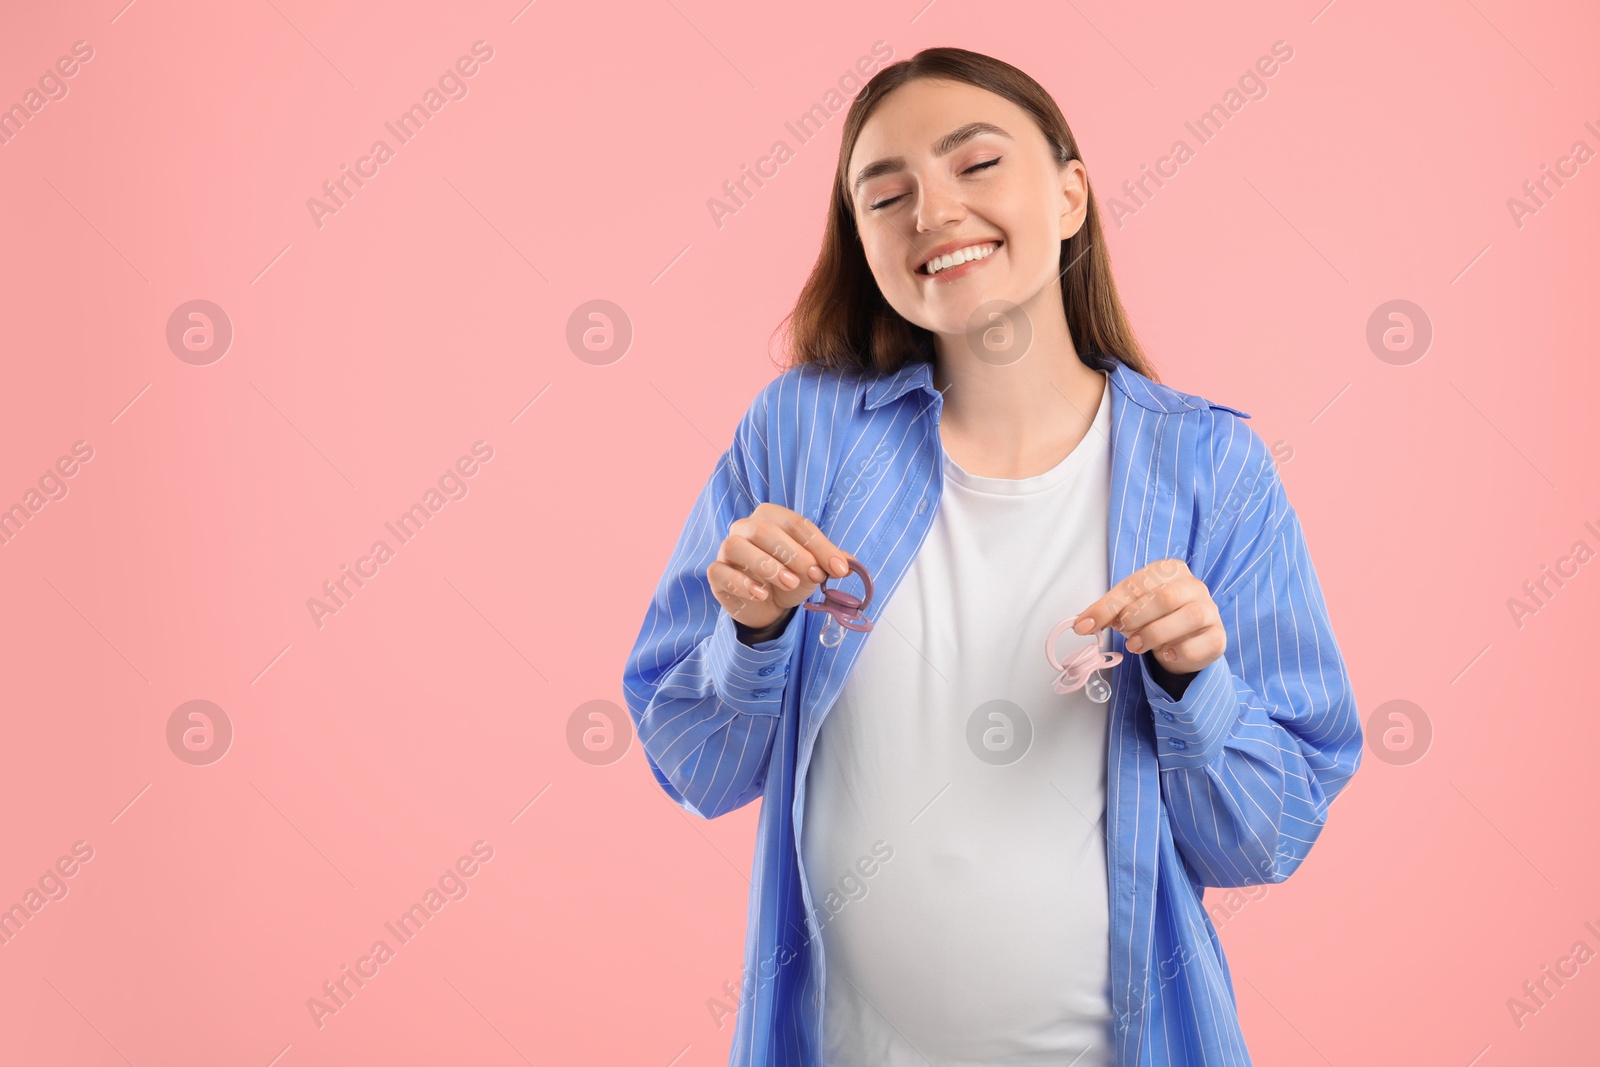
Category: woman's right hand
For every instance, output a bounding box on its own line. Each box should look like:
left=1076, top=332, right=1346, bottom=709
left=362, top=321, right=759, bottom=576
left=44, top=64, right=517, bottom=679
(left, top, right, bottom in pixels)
left=708, top=503, right=853, bottom=634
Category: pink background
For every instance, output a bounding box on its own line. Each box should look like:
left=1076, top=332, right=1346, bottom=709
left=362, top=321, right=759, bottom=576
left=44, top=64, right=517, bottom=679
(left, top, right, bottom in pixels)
left=1, top=0, right=1596, bottom=1064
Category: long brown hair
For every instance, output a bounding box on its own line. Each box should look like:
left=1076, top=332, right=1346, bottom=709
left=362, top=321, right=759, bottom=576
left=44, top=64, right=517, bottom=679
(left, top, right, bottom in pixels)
left=774, top=46, right=1160, bottom=383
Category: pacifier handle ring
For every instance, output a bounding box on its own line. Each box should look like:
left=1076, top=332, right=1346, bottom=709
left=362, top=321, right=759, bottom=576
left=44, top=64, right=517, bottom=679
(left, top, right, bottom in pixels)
left=804, top=558, right=874, bottom=630
left=1047, top=616, right=1100, bottom=669
left=829, top=558, right=872, bottom=612
left=1047, top=616, right=1124, bottom=695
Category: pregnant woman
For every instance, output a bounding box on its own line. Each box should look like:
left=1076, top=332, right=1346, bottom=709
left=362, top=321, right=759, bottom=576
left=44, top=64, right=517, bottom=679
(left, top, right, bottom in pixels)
left=623, top=46, right=1362, bottom=1067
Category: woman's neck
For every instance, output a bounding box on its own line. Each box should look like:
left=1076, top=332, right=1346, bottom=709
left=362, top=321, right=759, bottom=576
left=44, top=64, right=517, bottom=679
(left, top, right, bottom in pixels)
left=931, top=339, right=1107, bottom=480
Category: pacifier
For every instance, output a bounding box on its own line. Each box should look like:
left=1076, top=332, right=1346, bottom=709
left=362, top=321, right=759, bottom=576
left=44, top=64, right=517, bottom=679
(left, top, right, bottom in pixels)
left=1045, top=616, right=1124, bottom=703
left=803, top=558, right=874, bottom=647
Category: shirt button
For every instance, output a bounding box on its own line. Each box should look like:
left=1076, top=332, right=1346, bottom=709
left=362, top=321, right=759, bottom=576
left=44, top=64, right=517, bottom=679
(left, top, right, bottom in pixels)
left=757, top=665, right=776, bottom=676
left=750, top=687, right=771, bottom=698
left=1159, top=709, right=1176, bottom=721
left=916, top=496, right=928, bottom=515
left=1168, top=738, right=1188, bottom=750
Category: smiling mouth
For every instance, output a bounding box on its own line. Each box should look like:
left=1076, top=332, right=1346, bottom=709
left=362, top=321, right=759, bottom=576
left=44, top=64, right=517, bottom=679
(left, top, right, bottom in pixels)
left=917, top=240, right=1003, bottom=276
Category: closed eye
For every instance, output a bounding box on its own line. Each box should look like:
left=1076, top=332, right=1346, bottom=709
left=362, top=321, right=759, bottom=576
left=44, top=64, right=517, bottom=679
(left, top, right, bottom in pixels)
left=867, top=157, right=1002, bottom=212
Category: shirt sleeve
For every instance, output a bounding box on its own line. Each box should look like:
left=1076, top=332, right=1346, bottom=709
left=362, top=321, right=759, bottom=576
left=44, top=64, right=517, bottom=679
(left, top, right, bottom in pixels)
left=621, top=384, right=802, bottom=820
left=1149, top=416, right=1364, bottom=887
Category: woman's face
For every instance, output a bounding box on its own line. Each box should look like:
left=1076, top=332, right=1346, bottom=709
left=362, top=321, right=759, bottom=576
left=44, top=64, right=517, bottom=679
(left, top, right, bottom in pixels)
left=846, top=77, right=1088, bottom=344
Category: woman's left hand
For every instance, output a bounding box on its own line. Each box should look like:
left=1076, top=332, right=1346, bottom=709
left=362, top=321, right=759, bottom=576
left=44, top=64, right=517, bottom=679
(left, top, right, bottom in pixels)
left=1072, top=558, right=1226, bottom=677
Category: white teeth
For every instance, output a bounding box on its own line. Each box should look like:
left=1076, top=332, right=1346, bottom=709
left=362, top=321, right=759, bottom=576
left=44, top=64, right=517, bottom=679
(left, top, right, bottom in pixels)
left=923, top=242, right=999, bottom=275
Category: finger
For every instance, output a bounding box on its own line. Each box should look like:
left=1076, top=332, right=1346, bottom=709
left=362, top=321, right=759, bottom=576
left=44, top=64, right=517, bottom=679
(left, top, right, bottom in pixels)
left=708, top=560, right=772, bottom=609
left=1123, top=599, right=1210, bottom=654
left=1070, top=586, right=1123, bottom=635
left=720, top=534, right=806, bottom=591
left=1143, top=630, right=1222, bottom=671
left=1109, top=578, right=1196, bottom=637
left=770, top=507, right=852, bottom=579
left=721, top=532, right=807, bottom=592
left=708, top=563, right=769, bottom=628
left=1073, top=558, right=1188, bottom=635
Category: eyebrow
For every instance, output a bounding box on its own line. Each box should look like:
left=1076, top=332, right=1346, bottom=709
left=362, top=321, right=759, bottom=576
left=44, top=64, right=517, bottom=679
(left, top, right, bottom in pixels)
left=852, top=121, right=1013, bottom=195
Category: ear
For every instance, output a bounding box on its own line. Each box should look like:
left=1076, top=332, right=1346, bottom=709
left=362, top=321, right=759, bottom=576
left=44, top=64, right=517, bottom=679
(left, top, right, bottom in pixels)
left=1058, top=158, right=1089, bottom=242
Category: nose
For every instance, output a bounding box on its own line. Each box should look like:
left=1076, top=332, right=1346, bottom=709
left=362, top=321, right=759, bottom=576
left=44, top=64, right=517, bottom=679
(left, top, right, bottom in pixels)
left=914, top=171, right=966, bottom=233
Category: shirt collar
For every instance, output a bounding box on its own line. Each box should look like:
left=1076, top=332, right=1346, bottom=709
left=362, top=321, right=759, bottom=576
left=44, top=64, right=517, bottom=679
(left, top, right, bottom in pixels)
left=862, top=350, right=1200, bottom=415
left=862, top=359, right=937, bottom=410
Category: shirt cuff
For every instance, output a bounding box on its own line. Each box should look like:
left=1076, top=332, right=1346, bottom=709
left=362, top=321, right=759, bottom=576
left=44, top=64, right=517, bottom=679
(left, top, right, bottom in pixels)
left=705, top=608, right=801, bottom=717
left=1142, top=653, right=1236, bottom=769
left=1142, top=650, right=1194, bottom=700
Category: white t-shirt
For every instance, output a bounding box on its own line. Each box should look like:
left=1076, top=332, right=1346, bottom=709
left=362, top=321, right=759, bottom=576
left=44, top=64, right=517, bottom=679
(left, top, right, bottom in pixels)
left=801, top=374, right=1117, bottom=1067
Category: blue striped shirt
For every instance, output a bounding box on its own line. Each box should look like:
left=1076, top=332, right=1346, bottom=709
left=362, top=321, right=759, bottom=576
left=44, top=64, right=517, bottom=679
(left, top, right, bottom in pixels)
left=622, top=352, right=1363, bottom=1066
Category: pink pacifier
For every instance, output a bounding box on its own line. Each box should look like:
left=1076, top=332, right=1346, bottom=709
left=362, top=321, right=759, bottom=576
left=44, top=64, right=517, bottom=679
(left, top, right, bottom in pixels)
left=803, top=558, right=874, bottom=647
left=1046, top=616, right=1124, bottom=703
